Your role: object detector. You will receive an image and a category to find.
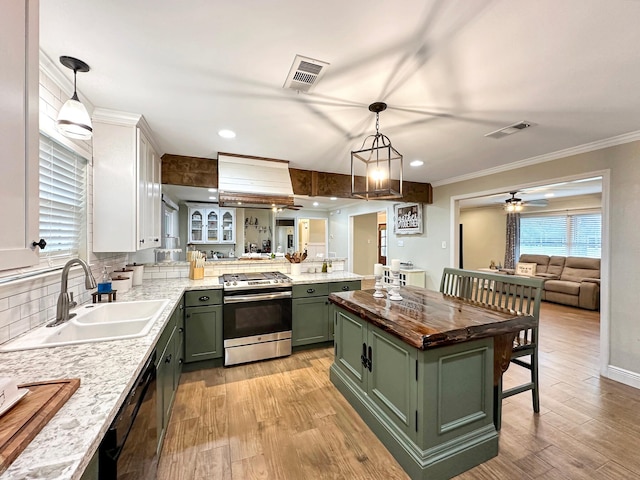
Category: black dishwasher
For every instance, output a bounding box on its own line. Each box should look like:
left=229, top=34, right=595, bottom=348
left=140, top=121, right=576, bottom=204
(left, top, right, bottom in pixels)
left=99, top=351, right=157, bottom=480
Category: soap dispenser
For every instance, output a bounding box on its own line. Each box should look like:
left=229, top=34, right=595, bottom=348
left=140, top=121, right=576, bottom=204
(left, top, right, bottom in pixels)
left=97, top=266, right=112, bottom=293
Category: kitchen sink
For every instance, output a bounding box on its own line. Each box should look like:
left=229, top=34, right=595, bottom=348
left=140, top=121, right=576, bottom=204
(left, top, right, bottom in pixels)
left=0, top=299, right=170, bottom=352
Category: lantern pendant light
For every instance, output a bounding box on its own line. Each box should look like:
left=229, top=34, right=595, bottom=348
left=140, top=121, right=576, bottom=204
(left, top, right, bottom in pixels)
left=56, top=56, right=93, bottom=140
left=351, top=102, right=403, bottom=200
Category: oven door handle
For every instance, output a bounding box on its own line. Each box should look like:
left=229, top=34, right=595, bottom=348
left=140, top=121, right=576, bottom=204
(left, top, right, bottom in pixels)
left=224, top=291, right=292, bottom=303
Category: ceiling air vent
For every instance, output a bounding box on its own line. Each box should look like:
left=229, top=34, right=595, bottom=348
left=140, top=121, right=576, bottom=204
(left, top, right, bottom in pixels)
left=283, top=55, right=330, bottom=93
left=485, top=121, right=535, bottom=139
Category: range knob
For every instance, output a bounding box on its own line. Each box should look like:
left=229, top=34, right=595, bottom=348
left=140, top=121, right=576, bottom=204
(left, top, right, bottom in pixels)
left=225, top=281, right=230, bottom=286
left=233, top=281, right=237, bottom=286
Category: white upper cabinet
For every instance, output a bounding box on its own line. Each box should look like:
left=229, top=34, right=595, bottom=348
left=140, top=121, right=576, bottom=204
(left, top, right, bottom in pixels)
left=187, top=204, right=235, bottom=245
left=0, top=0, right=40, bottom=271
left=92, top=109, right=161, bottom=252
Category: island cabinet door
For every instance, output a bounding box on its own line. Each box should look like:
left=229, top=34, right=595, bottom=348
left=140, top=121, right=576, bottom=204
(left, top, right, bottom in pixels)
left=334, top=309, right=368, bottom=391
left=367, top=327, right=418, bottom=440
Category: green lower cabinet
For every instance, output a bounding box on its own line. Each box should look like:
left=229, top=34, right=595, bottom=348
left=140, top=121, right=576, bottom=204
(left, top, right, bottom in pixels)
left=184, top=304, right=223, bottom=362
left=292, top=296, right=330, bottom=346
left=292, top=280, right=361, bottom=346
left=331, top=305, right=497, bottom=480
left=156, top=323, right=176, bottom=454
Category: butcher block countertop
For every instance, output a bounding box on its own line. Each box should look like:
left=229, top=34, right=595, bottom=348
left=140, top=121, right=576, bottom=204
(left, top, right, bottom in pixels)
left=329, top=286, right=535, bottom=349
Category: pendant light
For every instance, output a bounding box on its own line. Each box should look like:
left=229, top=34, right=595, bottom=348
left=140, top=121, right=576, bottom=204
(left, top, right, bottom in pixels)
left=56, top=56, right=93, bottom=140
left=351, top=102, right=403, bottom=200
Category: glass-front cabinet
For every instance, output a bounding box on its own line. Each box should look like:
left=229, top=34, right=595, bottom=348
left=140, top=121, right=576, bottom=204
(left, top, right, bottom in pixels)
left=187, top=203, right=235, bottom=244
left=206, top=210, right=219, bottom=242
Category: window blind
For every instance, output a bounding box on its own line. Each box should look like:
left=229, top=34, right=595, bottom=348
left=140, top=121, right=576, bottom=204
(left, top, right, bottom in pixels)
left=39, top=133, right=87, bottom=264
left=520, top=211, right=601, bottom=258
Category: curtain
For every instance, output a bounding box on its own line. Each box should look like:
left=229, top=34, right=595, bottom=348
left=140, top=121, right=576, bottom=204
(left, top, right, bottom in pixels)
left=504, top=212, right=520, bottom=269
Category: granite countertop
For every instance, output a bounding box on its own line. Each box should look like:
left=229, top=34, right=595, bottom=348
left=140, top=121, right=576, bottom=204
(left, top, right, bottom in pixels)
left=0, top=271, right=361, bottom=480
left=0, top=277, right=221, bottom=480
left=328, top=286, right=535, bottom=350
left=288, top=271, right=363, bottom=284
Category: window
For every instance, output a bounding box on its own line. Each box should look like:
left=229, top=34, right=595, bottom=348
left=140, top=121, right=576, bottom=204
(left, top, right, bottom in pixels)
left=520, top=211, right=601, bottom=258
left=39, top=133, right=87, bottom=265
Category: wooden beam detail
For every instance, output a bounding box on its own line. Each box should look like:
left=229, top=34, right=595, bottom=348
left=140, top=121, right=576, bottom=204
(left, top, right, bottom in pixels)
left=161, top=154, right=432, bottom=204
left=289, top=168, right=432, bottom=204
left=161, top=154, right=218, bottom=188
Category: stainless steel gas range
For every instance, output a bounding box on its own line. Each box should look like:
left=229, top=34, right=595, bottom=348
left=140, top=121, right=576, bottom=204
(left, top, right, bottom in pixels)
left=221, top=271, right=292, bottom=366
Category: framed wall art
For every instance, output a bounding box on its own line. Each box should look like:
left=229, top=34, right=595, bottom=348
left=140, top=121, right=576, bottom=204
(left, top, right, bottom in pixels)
left=394, top=203, right=423, bottom=235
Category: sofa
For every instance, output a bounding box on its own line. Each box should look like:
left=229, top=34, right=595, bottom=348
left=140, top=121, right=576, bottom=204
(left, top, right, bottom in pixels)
left=504, top=254, right=601, bottom=310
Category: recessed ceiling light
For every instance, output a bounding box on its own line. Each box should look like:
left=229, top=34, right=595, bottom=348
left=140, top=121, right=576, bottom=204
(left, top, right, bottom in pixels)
left=410, top=160, right=424, bottom=167
left=208, top=188, right=217, bottom=193
left=330, top=197, right=337, bottom=200
left=209, top=196, right=217, bottom=200
left=544, top=193, right=555, bottom=198
left=218, top=129, right=236, bottom=139
left=313, top=201, right=319, bottom=207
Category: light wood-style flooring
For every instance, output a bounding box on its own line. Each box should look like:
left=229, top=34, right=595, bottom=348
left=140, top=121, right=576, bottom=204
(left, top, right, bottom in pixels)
left=158, top=301, right=640, bottom=479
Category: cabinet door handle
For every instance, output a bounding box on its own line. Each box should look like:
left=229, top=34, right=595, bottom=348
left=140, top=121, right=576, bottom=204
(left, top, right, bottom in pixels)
left=307, top=288, right=315, bottom=294
left=199, top=296, right=210, bottom=302
left=367, top=346, right=373, bottom=372
left=179, top=304, right=184, bottom=310
left=178, top=358, right=184, bottom=365
left=31, top=239, right=47, bottom=250
left=342, top=286, right=350, bottom=291
left=179, top=327, right=184, bottom=333
left=165, top=353, right=172, bottom=364
left=140, top=239, right=145, bottom=243
left=361, top=343, right=367, bottom=368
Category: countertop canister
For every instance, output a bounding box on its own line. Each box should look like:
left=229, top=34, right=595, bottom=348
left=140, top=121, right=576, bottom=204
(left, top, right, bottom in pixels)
left=125, top=263, right=144, bottom=286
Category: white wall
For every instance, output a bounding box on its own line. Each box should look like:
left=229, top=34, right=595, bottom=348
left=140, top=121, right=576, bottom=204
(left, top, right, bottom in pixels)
left=459, top=207, right=506, bottom=270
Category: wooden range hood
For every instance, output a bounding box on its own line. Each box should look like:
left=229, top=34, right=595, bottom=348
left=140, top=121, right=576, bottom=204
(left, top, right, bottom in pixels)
left=161, top=153, right=432, bottom=205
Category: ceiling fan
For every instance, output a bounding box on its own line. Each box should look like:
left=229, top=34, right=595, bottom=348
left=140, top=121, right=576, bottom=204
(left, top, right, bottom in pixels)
left=503, top=191, right=547, bottom=212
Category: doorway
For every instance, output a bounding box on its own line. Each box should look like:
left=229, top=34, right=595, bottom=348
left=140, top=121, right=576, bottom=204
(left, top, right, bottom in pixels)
left=378, top=223, right=387, bottom=265
left=452, top=171, right=609, bottom=380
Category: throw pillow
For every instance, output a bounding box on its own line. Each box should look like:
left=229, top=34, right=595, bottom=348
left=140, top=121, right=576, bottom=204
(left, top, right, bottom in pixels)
left=516, top=262, right=537, bottom=276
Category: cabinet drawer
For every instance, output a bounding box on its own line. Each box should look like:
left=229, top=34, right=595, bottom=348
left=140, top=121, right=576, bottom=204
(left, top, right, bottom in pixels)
left=293, top=283, right=329, bottom=298
left=184, top=289, right=222, bottom=307
left=329, top=281, right=361, bottom=293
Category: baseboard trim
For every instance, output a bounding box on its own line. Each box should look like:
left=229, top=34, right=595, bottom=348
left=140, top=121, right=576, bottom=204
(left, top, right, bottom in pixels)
left=605, top=365, right=640, bottom=390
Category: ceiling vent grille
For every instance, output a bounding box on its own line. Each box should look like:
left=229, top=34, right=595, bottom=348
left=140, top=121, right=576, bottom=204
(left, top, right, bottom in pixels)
left=485, top=121, right=535, bottom=139
left=284, top=55, right=330, bottom=93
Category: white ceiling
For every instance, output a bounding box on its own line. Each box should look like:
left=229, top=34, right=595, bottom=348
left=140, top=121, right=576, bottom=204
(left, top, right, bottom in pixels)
left=40, top=0, right=640, bottom=186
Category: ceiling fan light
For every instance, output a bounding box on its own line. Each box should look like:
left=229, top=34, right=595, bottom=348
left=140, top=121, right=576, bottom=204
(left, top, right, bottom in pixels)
left=56, top=96, right=93, bottom=140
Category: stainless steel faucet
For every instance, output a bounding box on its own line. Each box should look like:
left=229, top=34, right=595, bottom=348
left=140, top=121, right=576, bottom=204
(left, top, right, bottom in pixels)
left=48, top=258, right=97, bottom=327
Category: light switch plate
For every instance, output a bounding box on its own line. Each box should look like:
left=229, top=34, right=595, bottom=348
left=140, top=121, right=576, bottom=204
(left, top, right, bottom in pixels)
left=441, top=241, right=447, bottom=249
left=397, top=240, right=404, bottom=247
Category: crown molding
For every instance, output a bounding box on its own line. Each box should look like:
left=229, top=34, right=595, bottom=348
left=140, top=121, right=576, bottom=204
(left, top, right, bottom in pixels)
left=432, top=130, right=640, bottom=187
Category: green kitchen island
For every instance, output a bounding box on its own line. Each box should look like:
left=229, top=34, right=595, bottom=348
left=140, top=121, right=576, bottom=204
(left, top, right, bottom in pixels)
left=328, top=286, right=535, bottom=480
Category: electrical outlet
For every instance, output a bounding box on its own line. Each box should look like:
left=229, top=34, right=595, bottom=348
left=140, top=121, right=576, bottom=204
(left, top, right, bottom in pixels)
left=441, top=241, right=447, bottom=249
left=397, top=240, right=404, bottom=247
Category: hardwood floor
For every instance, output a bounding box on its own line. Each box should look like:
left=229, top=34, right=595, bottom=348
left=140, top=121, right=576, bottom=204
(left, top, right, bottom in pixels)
left=158, top=301, right=640, bottom=479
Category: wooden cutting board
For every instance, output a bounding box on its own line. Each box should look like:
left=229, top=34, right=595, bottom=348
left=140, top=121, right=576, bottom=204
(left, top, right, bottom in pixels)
left=0, top=378, right=80, bottom=475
